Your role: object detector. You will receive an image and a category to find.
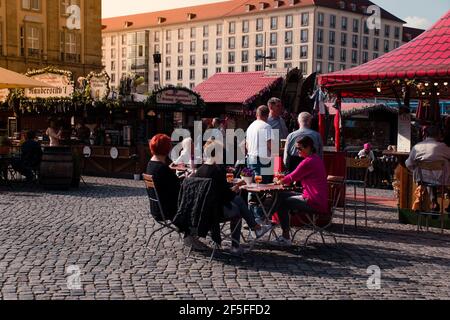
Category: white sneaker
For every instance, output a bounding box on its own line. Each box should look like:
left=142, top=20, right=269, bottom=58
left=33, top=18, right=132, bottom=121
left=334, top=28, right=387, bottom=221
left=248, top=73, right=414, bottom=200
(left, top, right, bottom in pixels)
left=272, top=236, right=292, bottom=247
left=254, top=224, right=272, bottom=239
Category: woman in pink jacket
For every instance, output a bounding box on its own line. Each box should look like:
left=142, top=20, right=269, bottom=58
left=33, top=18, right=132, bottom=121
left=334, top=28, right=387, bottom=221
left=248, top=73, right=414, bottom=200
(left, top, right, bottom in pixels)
left=274, top=136, right=329, bottom=246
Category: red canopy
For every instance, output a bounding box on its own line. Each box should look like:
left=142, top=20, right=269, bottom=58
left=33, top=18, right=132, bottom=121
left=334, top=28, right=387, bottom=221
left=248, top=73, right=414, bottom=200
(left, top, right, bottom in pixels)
left=319, top=10, right=450, bottom=98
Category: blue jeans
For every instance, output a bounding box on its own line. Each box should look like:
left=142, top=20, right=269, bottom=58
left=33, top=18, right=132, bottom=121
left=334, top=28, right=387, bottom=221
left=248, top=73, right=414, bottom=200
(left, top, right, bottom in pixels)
left=275, top=192, right=315, bottom=231
left=223, top=195, right=258, bottom=248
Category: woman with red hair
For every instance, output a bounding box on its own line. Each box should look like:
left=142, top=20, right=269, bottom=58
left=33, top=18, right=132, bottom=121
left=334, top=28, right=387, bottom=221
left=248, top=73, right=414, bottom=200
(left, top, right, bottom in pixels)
left=146, top=134, right=180, bottom=221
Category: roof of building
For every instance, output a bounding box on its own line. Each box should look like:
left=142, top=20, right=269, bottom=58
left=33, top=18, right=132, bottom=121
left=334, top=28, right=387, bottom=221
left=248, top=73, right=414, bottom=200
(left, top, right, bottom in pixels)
left=402, top=26, right=425, bottom=42
left=194, top=71, right=282, bottom=105
left=326, top=102, right=398, bottom=116
left=318, top=10, right=450, bottom=97
left=102, top=0, right=404, bottom=33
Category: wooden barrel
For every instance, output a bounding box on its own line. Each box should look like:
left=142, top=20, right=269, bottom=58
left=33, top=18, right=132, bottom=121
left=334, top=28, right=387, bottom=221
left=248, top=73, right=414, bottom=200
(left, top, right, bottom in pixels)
left=40, top=146, right=74, bottom=189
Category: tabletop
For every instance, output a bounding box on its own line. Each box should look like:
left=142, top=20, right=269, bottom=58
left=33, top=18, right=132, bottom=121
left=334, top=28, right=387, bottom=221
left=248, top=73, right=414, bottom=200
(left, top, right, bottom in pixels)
left=170, top=164, right=190, bottom=172
left=240, top=183, right=287, bottom=193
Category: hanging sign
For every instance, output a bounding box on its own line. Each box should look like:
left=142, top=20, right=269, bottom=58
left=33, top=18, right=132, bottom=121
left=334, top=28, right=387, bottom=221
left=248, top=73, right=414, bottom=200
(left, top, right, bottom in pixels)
left=156, top=88, right=198, bottom=106
left=397, top=113, right=411, bottom=153
left=25, top=68, right=74, bottom=99
left=87, top=71, right=111, bottom=101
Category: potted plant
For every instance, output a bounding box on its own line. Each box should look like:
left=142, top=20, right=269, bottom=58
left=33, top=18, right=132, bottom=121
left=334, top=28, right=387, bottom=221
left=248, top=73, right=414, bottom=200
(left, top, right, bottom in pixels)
left=0, top=136, right=11, bottom=155
left=240, top=167, right=254, bottom=185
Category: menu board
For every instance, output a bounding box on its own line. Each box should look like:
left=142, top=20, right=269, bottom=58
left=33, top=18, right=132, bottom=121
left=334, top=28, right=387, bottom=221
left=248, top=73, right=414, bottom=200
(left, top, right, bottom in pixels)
left=397, top=113, right=411, bottom=153
left=87, top=71, right=111, bottom=101
left=156, top=89, right=198, bottom=106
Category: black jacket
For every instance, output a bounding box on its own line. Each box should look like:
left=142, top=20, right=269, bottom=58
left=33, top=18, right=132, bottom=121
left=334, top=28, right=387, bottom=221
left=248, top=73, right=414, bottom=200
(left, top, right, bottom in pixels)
left=173, top=177, right=222, bottom=244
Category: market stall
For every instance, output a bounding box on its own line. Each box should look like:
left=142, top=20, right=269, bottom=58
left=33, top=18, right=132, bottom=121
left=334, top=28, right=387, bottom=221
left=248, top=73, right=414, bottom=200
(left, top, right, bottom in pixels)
left=318, top=10, right=450, bottom=229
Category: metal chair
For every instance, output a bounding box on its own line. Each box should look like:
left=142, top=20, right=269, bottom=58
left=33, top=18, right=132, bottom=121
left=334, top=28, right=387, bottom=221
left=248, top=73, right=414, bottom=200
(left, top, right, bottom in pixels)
left=344, top=157, right=371, bottom=228
left=142, top=174, right=180, bottom=255
left=415, top=160, right=447, bottom=234
left=291, top=176, right=342, bottom=247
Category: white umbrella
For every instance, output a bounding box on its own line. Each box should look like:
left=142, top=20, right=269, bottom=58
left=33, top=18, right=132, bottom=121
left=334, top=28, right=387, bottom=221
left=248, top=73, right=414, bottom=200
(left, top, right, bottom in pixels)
left=0, top=66, right=53, bottom=89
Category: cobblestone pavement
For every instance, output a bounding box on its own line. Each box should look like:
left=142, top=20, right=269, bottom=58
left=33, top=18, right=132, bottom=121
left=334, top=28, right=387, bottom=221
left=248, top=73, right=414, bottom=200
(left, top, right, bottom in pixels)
left=0, top=177, right=449, bottom=300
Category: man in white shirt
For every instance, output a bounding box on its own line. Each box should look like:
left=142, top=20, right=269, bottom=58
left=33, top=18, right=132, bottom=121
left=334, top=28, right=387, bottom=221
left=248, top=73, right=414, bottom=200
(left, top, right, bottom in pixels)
left=406, top=126, right=450, bottom=213
left=246, top=105, right=273, bottom=182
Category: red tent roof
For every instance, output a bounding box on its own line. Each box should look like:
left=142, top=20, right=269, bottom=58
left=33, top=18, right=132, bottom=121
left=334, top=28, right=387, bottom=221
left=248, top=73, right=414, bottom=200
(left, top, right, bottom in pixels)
left=194, top=72, right=282, bottom=105
left=319, top=10, right=450, bottom=95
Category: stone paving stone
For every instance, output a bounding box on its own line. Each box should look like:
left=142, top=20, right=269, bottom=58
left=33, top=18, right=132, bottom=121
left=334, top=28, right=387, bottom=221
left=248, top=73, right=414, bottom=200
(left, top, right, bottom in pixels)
left=1, top=178, right=450, bottom=300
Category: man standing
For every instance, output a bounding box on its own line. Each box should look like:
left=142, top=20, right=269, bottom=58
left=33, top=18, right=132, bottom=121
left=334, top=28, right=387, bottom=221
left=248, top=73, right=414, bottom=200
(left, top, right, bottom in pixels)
left=284, top=112, right=324, bottom=173
left=246, top=105, right=273, bottom=181
left=267, top=98, right=289, bottom=140
left=406, top=126, right=450, bottom=213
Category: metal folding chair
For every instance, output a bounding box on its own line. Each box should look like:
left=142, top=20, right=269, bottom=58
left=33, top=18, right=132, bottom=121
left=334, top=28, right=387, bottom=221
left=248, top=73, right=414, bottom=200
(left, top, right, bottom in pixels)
left=142, top=174, right=180, bottom=255
left=291, top=176, right=342, bottom=247
left=415, top=160, right=447, bottom=234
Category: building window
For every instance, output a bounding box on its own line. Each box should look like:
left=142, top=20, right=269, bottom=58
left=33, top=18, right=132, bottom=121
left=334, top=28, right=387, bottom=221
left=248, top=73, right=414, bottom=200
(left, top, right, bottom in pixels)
left=340, top=48, right=346, bottom=62
left=178, top=42, right=183, bottom=53
left=353, top=19, right=359, bottom=33
left=330, top=15, right=336, bottom=28
left=190, top=55, right=195, bottom=66
left=242, top=20, right=249, bottom=33
left=241, top=65, right=248, bottom=72
left=214, top=24, right=222, bottom=36
left=374, top=38, right=379, bottom=51
left=177, top=56, right=183, bottom=67
left=329, top=47, right=335, bottom=60
left=352, top=35, right=358, bottom=48
left=269, top=47, right=277, bottom=60
left=299, top=62, right=307, bottom=74
left=340, top=64, right=346, bottom=71
left=256, top=34, right=264, bottom=47
left=362, top=51, right=368, bottom=63
left=22, top=0, right=41, bottom=11
left=203, top=54, right=209, bottom=65
left=154, top=31, right=160, bottom=42
left=216, top=53, right=222, bottom=64
left=316, top=62, right=322, bottom=73
left=317, top=12, right=324, bottom=26
left=284, top=47, right=292, bottom=60
left=121, top=34, right=127, bottom=45
left=228, top=66, right=235, bottom=73
left=301, top=30, right=308, bottom=43
left=363, top=36, right=369, bottom=50
left=190, top=41, right=196, bottom=52
left=255, top=65, right=263, bottom=71
left=203, top=25, right=209, bottom=37
left=364, top=23, right=369, bottom=35
left=301, top=13, right=309, bottom=26
left=384, top=40, right=390, bottom=52
left=241, top=35, right=248, bottom=48
left=374, top=28, right=380, bottom=37
left=341, top=17, right=348, bottom=30
left=121, top=47, right=127, bottom=58
left=270, top=33, right=277, bottom=46
left=166, top=30, right=171, bottom=41
left=228, top=37, right=236, bottom=49
left=228, top=52, right=235, bottom=64
left=178, top=29, right=184, bottom=40
left=394, top=27, right=400, bottom=39
left=373, top=52, right=379, bottom=59
left=284, top=62, right=293, bottom=69
left=111, top=61, right=116, bottom=71
left=202, top=68, right=208, bottom=79
left=300, top=46, right=308, bottom=59
left=189, top=69, right=195, bottom=80
left=394, top=41, right=400, bottom=49
left=60, top=31, right=81, bottom=62
left=189, top=83, right=195, bottom=89
left=190, top=27, right=196, bottom=38
left=341, top=33, right=347, bottom=46
left=110, top=48, right=116, bottom=59
left=285, top=15, right=293, bottom=28
left=317, top=29, right=323, bottom=43
left=255, top=49, right=263, bottom=62
left=111, top=36, right=116, bottom=46
left=316, top=45, right=323, bottom=59
left=165, top=43, right=171, bottom=54
left=329, top=31, right=335, bottom=45
left=216, top=67, right=222, bottom=73
left=351, top=50, right=357, bottom=63
left=177, top=70, right=183, bottom=80
left=270, top=17, right=278, bottom=30
left=385, top=25, right=390, bottom=37
left=285, top=31, right=293, bottom=44
left=203, top=40, right=208, bottom=51
left=241, top=50, right=249, bottom=63
left=229, top=21, right=236, bottom=34
left=165, top=57, right=171, bottom=68
left=328, top=63, right=334, bottom=72
left=165, top=71, right=171, bottom=81
left=111, top=73, right=116, bottom=83
left=256, top=18, right=264, bottom=31
left=122, top=60, right=127, bottom=71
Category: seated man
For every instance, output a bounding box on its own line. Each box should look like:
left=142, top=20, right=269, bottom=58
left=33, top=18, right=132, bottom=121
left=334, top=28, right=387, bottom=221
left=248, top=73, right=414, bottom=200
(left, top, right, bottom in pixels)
left=12, top=130, right=42, bottom=182
left=406, top=126, right=450, bottom=213
left=274, top=136, right=329, bottom=246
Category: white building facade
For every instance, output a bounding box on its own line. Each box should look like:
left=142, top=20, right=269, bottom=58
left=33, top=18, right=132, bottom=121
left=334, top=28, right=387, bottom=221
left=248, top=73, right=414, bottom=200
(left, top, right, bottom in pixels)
left=102, top=0, right=409, bottom=92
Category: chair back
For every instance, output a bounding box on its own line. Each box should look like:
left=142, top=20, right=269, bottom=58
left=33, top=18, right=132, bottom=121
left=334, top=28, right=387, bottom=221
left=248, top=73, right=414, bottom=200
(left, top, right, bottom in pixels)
left=142, top=173, right=167, bottom=221
left=345, top=157, right=371, bottom=182
left=415, top=160, right=446, bottom=187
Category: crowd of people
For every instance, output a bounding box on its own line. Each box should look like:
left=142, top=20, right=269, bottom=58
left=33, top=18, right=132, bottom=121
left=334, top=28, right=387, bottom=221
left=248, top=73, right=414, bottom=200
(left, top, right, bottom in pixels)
left=145, top=97, right=330, bottom=253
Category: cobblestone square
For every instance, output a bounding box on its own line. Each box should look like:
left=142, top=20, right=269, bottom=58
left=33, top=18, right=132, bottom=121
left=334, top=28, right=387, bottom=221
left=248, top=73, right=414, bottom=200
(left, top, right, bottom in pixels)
left=0, top=177, right=449, bottom=300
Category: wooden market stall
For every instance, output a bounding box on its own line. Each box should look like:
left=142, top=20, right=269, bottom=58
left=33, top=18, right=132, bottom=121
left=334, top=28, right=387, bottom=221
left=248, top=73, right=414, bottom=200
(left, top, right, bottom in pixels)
left=318, top=10, right=450, bottom=229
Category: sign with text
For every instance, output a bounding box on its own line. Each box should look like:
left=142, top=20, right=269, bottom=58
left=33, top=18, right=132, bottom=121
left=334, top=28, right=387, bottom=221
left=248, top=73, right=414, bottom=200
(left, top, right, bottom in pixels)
left=87, top=71, right=110, bottom=101
left=156, top=89, right=198, bottom=106
left=25, top=72, right=73, bottom=99
left=397, top=113, right=412, bottom=153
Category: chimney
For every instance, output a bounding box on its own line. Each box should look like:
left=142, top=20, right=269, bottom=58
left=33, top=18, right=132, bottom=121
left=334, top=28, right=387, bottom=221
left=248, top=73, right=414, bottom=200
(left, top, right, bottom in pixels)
left=157, top=17, right=166, bottom=24
left=124, top=21, right=133, bottom=28
left=187, top=13, right=196, bottom=20
left=259, top=2, right=268, bottom=10
left=274, top=0, right=283, bottom=8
